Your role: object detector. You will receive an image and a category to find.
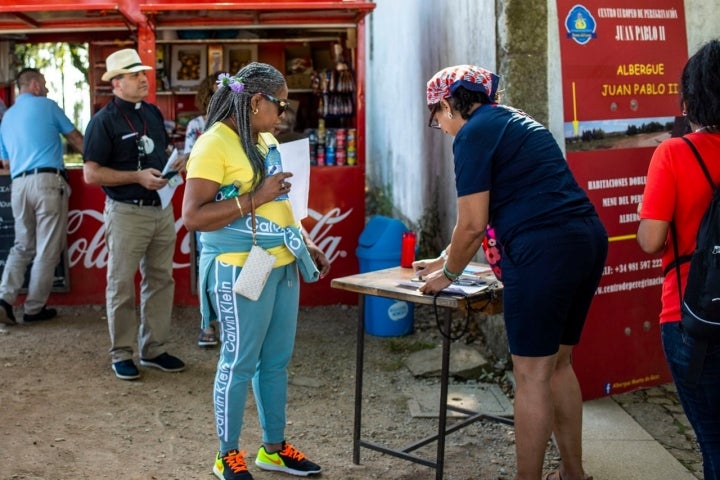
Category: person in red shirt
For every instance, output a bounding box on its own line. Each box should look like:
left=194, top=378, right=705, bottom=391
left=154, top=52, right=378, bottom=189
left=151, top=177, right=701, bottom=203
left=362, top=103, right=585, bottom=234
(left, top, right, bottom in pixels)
left=638, top=39, right=720, bottom=480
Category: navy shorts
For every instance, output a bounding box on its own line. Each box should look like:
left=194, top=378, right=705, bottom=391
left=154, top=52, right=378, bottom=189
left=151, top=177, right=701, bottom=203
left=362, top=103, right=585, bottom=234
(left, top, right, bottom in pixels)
left=500, top=216, right=608, bottom=357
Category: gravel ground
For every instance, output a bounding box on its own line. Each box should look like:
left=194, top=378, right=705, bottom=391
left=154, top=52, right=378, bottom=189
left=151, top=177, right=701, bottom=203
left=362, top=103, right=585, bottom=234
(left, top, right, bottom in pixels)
left=0, top=303, right=702, bottom=479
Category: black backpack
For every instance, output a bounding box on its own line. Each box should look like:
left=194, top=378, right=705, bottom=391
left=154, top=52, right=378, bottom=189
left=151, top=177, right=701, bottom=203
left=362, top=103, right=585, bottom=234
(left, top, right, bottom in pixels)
left=670, top=137, right=720, bottom=343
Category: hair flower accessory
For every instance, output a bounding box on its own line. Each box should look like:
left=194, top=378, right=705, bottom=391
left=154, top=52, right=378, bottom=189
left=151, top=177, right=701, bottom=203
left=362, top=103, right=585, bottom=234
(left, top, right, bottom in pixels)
left=216, top=73, right=245, bottom=93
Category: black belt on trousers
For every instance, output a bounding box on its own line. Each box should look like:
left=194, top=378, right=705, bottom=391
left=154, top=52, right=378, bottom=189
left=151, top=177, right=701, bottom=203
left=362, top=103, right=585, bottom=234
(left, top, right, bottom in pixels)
left=114, top=198, right=162, bottom=207
left=13, top=167, right=68, bottom=182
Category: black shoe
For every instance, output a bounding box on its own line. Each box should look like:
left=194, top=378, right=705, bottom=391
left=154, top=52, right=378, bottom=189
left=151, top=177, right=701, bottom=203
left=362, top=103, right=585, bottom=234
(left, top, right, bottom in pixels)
left=140, top=353, right=186, bottom=372
left=0, top=299, right=16, bottom=325
left=255, top=442, right=322, bottom=476
left=23, top=306, right=57, bottom=323
left=112, top=359, right=141, bottom=380
left=214, top=450, right=254, bottom=480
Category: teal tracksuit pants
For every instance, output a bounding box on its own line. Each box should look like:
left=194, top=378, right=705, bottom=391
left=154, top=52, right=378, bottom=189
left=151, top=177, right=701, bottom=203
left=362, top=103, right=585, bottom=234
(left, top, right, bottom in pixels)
left=207, top=259, right=300, bottom=454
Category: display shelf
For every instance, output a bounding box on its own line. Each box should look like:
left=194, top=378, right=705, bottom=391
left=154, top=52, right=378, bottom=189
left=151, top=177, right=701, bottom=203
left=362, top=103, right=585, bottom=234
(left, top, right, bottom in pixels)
left=90, top=33, right=359, bottom=165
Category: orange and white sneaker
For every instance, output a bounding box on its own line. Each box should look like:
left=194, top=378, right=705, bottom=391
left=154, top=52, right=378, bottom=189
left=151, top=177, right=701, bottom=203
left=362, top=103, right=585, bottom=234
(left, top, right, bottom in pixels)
left=255, top=441, right=322, bottom=476
left=213, top=450, right=253, bottom=480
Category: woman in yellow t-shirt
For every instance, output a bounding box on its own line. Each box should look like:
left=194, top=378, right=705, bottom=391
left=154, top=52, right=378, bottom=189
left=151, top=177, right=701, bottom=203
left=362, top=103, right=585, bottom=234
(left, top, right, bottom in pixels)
left=182, top=62, right=329, bottom=480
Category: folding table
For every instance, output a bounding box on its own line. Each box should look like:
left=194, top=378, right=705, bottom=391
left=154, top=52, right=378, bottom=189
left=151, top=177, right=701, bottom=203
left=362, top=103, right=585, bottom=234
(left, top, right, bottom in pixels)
left=331, top=264, right=512, bottom=480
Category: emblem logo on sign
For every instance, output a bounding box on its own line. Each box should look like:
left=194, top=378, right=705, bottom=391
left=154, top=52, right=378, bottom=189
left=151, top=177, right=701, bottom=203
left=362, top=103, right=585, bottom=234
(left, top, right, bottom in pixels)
left=565, top=5, right=597, bottom=45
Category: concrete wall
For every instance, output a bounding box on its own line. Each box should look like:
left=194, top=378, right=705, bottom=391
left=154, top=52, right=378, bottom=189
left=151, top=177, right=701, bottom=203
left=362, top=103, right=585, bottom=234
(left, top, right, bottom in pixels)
left=366, top=0, right=495, bottom=230
left=682, top=1, right=720, bottom=59
left=366, top=0, right=720, bottom=241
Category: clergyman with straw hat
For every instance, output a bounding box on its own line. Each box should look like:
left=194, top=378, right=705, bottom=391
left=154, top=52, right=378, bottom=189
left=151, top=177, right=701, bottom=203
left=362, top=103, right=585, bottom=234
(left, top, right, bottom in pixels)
left=83, top=48, right=186, bottom=381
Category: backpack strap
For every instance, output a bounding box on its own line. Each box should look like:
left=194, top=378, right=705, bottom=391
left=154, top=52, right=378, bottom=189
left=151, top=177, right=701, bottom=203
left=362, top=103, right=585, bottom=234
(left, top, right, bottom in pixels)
left=682, top=136, right=715, bottom=189
left=662, top=254, right=692, bottom=276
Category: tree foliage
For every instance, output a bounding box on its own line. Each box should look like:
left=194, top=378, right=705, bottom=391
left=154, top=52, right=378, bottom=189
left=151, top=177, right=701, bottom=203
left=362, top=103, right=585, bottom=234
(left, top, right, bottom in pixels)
left=13, top=42, right=89, bottom=130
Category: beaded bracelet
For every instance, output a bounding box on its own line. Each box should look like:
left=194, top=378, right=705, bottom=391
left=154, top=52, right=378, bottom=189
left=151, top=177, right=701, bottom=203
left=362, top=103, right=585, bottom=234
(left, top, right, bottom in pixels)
left=234, top=196, right=244, bottom=216
left=442, top=262, right=461, bottom=282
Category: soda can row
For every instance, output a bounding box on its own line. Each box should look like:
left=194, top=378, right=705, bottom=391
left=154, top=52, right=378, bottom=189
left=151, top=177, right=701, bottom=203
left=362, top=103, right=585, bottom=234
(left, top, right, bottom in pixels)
left=307, top=128, right=358, bottom=166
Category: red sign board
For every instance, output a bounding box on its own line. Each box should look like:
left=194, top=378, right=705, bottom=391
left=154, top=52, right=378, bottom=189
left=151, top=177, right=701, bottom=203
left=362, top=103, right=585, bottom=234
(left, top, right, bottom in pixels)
left=559, top=1, right=687, bottom=125
left=557, top=0, right=688, bottom=398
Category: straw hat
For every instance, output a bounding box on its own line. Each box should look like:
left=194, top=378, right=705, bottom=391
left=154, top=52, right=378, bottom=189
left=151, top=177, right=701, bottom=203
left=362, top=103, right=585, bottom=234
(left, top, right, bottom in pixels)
left=102, top=48, right=153, bottom=81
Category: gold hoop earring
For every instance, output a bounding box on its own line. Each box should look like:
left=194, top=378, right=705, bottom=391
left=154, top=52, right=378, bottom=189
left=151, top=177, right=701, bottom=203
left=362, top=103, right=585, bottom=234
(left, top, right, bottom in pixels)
left=252, top=108, right=259, bottom=115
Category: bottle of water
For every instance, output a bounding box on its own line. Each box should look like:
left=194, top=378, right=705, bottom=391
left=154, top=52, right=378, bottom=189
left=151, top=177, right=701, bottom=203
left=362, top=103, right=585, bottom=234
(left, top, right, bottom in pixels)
left=308, top=130, right=318, bottom=165
left=265, top=144, right=288, bottom=200
left=325, top=129, right=336, bottom=166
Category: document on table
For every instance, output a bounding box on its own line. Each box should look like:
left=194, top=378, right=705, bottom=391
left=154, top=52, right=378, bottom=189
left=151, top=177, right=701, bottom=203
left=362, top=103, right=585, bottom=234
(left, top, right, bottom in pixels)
left=277, top=138, right=310, bottom=221
left=396, top=264, right=494, bottom=295
left=396, top=278, right=489, bottom=295
left=158, top=148, right=184, bottom=209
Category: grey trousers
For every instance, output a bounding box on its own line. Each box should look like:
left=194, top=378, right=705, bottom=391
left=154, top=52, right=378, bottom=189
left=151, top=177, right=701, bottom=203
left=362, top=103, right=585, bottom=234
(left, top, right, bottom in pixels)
left=103, top=198, right=176, bottom=363
left=0, top=172, right=68, bottom=314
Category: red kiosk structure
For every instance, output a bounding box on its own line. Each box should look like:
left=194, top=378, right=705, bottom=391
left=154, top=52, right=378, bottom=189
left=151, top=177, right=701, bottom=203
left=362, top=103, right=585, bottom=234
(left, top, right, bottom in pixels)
left=0, top=0, right=375, bottom=306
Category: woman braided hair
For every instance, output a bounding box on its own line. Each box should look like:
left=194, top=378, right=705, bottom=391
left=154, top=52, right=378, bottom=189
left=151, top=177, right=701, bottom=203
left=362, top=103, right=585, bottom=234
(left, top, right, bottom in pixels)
left=205, top=62, right=286, bottom=190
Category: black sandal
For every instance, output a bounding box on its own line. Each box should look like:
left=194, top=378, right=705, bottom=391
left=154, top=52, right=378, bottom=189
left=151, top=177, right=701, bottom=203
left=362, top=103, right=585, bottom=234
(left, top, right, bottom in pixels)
left=196, top=326, right=218, bottom=347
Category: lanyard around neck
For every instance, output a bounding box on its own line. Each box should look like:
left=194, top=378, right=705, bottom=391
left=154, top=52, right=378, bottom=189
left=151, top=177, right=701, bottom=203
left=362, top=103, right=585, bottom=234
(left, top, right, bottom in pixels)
left=116, top=99, right=148, bottom=170
left=118, top=101, right=148, bottom=139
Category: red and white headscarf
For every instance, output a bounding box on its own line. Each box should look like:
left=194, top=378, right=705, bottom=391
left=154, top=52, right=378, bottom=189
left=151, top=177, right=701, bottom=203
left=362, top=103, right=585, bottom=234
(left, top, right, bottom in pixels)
left=426, top=65, right=500, bottom=105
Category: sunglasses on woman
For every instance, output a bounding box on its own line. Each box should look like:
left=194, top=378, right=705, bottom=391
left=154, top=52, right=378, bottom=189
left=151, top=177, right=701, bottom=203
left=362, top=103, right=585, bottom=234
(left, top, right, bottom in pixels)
left=259, top=92, right=289, bottom=115
left=427, top=104, right=441, bottom=129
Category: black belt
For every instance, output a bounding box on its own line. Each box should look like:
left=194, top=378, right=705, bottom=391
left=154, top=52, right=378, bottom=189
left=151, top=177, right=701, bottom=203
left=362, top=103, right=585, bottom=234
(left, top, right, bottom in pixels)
left=13, top=167, right=68, bottom=181
left=115, top=198, right=162, bottom=207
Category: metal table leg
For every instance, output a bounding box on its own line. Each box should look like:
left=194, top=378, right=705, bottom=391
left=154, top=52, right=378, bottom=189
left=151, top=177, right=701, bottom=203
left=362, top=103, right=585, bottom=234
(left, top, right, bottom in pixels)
left=434, top=307, right=452, bottom=479
left=352, top=294, right=365, bottom=465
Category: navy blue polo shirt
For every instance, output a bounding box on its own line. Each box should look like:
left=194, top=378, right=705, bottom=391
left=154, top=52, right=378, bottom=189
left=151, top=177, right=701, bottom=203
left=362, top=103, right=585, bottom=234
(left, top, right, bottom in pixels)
left=83, top=97, right=169, bottom=203
left=453, top=103, right=596, bottom=245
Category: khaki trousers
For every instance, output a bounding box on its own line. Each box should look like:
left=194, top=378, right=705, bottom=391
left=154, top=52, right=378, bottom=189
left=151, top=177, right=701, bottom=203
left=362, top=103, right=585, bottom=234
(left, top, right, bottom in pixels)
left=104, top=199, right=176, bottom=363
left=0, top=172, right=68, bottom=314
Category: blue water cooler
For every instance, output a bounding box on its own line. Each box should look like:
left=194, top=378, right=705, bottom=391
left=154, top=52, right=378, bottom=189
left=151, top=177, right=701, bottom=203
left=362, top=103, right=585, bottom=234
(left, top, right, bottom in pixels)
left=356, top=216, right=414, bottom=336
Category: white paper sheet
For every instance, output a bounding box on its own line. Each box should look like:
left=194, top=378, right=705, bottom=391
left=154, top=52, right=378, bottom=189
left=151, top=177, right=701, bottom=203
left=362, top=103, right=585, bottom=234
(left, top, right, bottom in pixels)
left=396, top=279, right=489, bottom=296
left=277, top=138, right=310, bottom=220
left=158, top=148, right=184, bottom=209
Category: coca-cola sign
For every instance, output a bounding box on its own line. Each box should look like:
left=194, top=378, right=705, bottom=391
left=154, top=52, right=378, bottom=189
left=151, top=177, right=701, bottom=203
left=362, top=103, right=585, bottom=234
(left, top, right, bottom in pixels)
left=66, top=207, right=352, bottom=271
left=45, top=168, right=364, bottom=306
left=305, top=207, right=352, bottom=264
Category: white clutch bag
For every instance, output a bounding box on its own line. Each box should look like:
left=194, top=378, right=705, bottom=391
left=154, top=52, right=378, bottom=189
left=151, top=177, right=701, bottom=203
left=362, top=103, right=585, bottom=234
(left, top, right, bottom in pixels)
left=233, top=245, right=276, bottom=301
left=232, top=198, right=276, bottom=301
